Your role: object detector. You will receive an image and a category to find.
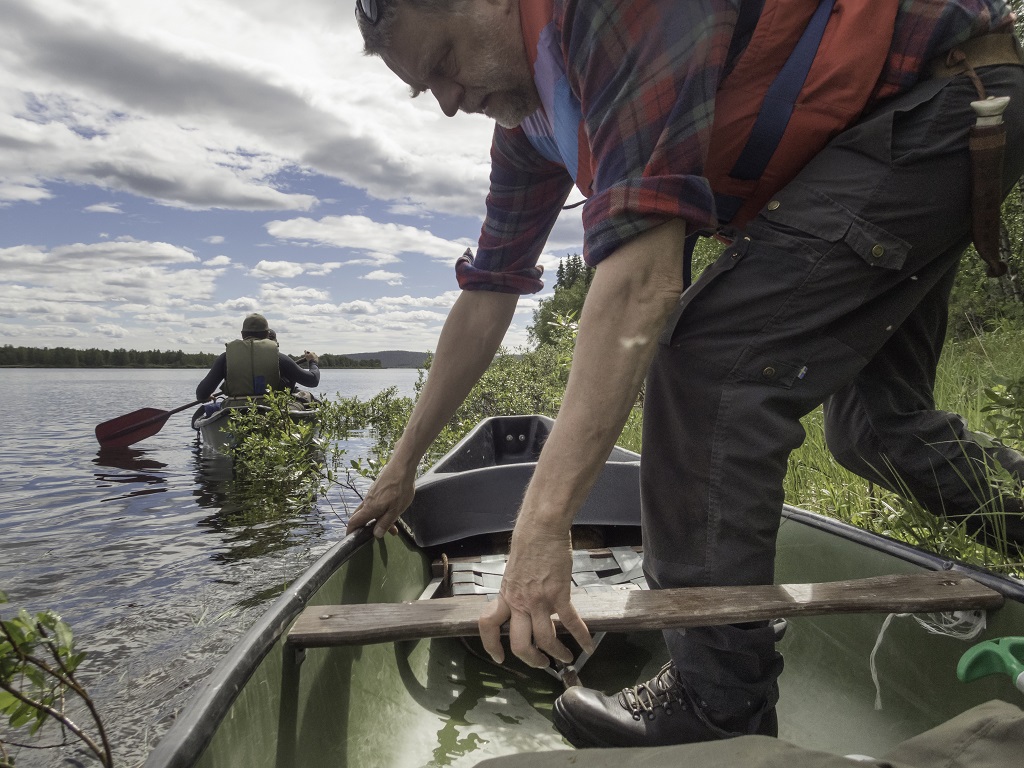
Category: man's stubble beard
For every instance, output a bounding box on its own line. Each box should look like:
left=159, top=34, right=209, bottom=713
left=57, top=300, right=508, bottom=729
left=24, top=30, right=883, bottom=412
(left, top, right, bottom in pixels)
left=476, top=24, right=540, bottom=128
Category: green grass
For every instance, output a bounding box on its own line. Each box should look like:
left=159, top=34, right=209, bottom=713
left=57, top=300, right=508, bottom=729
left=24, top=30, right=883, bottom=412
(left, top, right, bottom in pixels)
left=615, top=327, right=1024, bottom=576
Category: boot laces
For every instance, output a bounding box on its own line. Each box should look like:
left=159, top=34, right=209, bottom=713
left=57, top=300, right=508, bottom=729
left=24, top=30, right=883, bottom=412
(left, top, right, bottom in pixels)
left=618, top=662, right=686, bottom=721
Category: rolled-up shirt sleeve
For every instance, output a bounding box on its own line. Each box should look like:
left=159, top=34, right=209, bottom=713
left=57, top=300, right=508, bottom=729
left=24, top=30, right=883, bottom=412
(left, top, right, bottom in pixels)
left=457, top=125, right=574, bottom=295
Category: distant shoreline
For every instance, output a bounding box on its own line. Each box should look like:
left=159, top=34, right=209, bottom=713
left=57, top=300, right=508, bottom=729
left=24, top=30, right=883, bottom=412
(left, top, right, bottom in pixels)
left=0, top=347, right=430, bottom=370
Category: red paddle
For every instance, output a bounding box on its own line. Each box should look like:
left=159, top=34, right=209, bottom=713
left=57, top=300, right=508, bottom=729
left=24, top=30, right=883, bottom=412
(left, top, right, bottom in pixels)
left=95, top=400, right=204, bottom=448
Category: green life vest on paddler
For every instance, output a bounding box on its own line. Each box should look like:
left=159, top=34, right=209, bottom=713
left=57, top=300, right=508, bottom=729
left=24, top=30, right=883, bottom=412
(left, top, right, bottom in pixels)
left=224, top=338, right=281, bottom=397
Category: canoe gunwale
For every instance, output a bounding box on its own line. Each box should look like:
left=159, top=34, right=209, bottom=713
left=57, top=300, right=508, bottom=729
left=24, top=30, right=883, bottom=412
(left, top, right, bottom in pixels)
left=142, top=526, right=374, bottom=768
left=782, top=504, right=1024, bottom=602
left=145, top=508, right=1024, bottom=768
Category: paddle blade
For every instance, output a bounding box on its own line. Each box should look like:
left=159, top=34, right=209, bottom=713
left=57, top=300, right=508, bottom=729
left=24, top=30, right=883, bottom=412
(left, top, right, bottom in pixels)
left=95, top=408, right=171, bottom=448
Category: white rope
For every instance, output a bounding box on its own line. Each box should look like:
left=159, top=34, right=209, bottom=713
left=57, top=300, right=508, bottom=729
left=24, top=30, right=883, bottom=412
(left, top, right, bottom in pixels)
left=910, top=610, right=987, bottom=641
left=870, top=613, right=905, bottom=710
left=869, top=610, right=987, bottom=710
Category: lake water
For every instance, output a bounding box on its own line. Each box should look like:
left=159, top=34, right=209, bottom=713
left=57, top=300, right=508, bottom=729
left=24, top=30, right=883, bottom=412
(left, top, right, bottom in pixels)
left=0, top=368, right=421, bottom=767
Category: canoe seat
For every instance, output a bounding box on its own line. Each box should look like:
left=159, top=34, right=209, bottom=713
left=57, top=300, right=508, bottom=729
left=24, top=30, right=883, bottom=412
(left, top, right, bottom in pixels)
left=435, top=546, right=648, bottom=598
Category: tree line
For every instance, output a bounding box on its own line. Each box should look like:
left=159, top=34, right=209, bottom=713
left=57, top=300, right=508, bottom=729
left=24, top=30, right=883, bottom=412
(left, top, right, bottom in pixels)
left=0, top=345, right=381, bottom=369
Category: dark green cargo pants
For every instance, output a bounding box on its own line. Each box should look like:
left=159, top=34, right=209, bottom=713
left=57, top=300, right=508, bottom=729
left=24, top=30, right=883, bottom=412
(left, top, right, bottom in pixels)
left=642, top=60, right=1024, bottom=716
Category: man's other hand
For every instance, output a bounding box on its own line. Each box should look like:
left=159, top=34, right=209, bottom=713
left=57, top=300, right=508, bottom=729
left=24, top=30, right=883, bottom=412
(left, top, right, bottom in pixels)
left=345, top=459, right=415, bottom=538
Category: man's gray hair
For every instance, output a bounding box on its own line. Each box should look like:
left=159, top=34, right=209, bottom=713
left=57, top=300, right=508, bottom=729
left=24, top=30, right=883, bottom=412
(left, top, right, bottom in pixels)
left=357, top=0, right=466, bottom=54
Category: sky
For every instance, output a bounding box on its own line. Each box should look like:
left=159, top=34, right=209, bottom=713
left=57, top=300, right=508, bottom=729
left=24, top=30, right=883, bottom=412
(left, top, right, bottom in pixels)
left=0, top=0, right=586, bottom=356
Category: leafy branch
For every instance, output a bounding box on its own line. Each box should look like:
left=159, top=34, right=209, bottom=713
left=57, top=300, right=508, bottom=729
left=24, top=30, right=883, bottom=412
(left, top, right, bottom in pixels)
left=0, top=591, right=112, bottom=767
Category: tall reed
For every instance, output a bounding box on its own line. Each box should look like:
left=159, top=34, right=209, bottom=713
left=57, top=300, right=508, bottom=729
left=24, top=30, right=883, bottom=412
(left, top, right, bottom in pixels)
left=616, top=327, right=1024, bottom=576
left=784, top=327, right=1024, bottom=575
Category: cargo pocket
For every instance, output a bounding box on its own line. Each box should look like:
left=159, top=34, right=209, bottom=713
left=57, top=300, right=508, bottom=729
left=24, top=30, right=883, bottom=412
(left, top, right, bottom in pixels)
left=755, top=182, right=910, bottom=271
left=732, top=349, right=811, bottom=390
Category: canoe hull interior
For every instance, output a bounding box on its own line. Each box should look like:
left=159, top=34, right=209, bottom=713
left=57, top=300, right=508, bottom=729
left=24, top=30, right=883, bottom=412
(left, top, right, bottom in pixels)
left=145, top=416, right=1024, bottom=768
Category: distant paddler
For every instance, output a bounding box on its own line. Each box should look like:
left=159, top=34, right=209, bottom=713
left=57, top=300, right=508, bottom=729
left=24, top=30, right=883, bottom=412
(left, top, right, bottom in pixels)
left=196, top=313, right=320, bottom=407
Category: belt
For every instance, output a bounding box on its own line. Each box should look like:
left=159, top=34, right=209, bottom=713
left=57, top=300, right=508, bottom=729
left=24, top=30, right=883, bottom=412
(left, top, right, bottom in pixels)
left=930, top=31, right=1023, bottom=79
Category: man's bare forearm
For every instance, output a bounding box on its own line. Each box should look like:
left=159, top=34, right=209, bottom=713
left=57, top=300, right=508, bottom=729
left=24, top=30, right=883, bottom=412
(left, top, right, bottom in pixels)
left=516, top=221, right=687, bottom=533
left=390, top=290, right=519, bottom=473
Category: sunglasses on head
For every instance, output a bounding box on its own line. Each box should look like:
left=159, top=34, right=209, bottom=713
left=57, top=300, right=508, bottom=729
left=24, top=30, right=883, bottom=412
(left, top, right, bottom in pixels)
left=355, top=0, right=380, bottom=24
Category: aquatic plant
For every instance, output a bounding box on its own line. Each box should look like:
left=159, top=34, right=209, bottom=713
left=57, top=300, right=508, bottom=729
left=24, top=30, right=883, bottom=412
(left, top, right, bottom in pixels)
left=223, top=388, right=334, bottom=515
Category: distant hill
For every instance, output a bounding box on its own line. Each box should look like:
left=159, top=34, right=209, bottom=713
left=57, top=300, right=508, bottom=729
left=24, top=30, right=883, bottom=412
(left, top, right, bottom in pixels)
left=342, top=350, right=430, bottom=369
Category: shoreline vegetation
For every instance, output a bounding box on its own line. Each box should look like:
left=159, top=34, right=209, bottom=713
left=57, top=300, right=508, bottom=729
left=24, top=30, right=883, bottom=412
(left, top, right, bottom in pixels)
left=0, top=346, right=430, bottom=369
left=336, top=244, right=1024, bottom=578
left=355, top=324, right=1024, bottom=577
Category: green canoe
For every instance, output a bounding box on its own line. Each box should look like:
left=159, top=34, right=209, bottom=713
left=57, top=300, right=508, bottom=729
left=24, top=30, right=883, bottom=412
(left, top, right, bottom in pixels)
left=191, top=397, right=318, bottom=454
left=145, top=415, right=1024, bottom=768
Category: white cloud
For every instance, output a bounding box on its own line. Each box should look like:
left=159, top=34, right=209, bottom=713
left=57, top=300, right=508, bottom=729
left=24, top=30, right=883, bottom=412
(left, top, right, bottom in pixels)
left=361, top=270, right=404, bottom=286
left=93, top=324, right=129, bottom=338
left=0, top=239, right=198, bottom=279
left=342, top=253, right=402, bottom=267
left=249, top=259, right=342, bottom=279
left=267, top=215, right=467, bottom=266
left=0, top=0, right=554, bottom=355
left=373, top=292, right=460, bottom=310
left=250, top=260, right=305, bottom=279
left=84, top=202, right=122, bottom=213
left=218, top=297, right=261, bottom=312
left=0, top=238, right=223, bottom=351
left=0, top=0, right=498, bottom=215
left=257, top=283, right=330, bottom=303
left=0, top=181, right=53, bottom=205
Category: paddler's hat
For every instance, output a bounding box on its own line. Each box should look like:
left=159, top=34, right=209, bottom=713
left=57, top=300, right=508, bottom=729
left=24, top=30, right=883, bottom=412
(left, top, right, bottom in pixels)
left=241, top=313, right=269, bottom=334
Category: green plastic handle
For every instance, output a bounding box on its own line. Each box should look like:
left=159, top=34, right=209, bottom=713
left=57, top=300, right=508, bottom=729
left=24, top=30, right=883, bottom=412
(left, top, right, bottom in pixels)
left=958, top=637, right=1024, bottom=694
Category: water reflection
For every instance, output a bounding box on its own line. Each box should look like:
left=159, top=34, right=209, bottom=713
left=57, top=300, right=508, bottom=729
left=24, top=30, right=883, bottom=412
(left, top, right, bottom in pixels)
left=0, top=368, right=412, bottom=766
left=94, top=447, right=168, bottom=473
left=190, top=447, right=328, bottom=564
left=94, top=447, right=169, bottom=502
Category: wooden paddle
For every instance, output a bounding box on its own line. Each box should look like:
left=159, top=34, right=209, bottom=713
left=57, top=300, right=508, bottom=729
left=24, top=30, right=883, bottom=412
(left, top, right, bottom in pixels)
left=95, top=400, right=204, bottom=448
left=287, top=571, right=1003, bottom=648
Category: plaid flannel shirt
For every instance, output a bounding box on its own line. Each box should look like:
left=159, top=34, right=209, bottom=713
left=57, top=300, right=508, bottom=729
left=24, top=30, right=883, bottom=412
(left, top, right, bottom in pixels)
left=456, top=0, right=1015, bottom=294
